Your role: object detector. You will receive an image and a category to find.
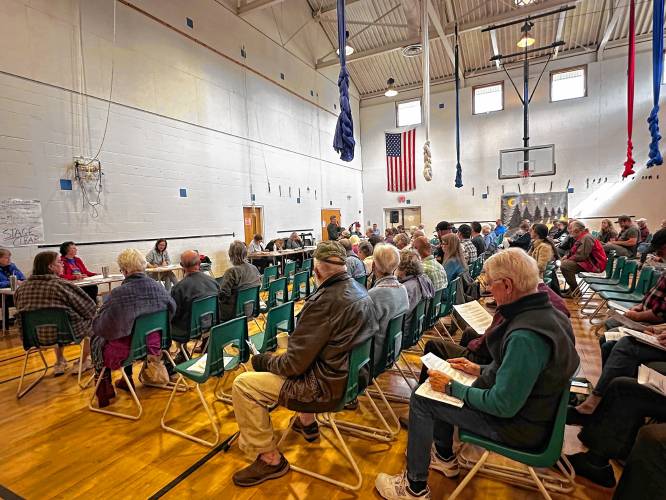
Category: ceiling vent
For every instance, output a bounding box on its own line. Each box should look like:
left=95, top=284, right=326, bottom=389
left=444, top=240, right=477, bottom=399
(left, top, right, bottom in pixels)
left=402, top=43, right=423, bottom=57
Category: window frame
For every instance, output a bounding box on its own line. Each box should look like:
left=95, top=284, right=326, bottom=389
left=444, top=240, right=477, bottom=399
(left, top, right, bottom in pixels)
left=550, top=65, right=587, bottom=102
left=395, top=98, right=423, bottom=127
left=472, top=81, right=505, bottom=115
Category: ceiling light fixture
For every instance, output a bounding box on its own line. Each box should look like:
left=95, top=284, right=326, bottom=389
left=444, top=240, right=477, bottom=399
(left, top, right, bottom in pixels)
left=384, top=78, right=398, bottom=97
left=517, top=21, right=535, bottom=48
left=336, top=30, right=354, bottom=57
left=514, top=0, right=536, bottom=6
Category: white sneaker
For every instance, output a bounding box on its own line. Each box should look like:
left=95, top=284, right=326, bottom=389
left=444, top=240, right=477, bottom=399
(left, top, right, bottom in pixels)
left=375, top=472, right=431, bottom=500
left=429, top=448, right=460, bottom=478
left=53, top=360, right=68, bottom=377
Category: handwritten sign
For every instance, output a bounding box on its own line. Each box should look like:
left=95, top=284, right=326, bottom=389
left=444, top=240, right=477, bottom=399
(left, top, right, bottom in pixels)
left=0, top=199, right=45, bottom=247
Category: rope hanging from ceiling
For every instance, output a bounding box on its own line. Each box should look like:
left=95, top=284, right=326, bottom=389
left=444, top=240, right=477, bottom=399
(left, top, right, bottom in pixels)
left=422, top=0, right=432, bottom=182
left=647, top=0, right=664, bottom=168
left=333, top=0, right=355, bottom=162
left=454, top=25, right=463, bottom=188
left=623, top=0, right=636, bottom=178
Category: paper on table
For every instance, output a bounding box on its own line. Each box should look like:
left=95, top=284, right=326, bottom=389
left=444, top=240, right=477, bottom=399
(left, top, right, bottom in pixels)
left=619, top=327, right=666, bottom=352
left=416, top=353, right=478, bottom=407
left=453, top=301, right=493, bottom=336
left=638, top=364, right=666, bottom=396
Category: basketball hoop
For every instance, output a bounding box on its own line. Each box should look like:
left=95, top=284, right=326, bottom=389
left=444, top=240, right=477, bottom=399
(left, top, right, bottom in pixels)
left=520, top=169, right=534, bottom=184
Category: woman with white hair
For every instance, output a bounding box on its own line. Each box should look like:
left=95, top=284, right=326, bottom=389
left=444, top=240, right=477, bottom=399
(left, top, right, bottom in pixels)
left=396, top=249, right=435, bottom=332
left=368, top=245, right=409, bottom=373
left=217, top=241, right=261, bottom=321
left=91, top=248, right=176, bottom=408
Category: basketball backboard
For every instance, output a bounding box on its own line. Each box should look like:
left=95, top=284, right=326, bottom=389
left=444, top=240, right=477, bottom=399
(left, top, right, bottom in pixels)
left=498, top=144, right=556, bottom=179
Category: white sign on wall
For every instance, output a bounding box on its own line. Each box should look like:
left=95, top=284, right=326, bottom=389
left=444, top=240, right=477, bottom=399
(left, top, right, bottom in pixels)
left=0, top=199, right=45, bottom=247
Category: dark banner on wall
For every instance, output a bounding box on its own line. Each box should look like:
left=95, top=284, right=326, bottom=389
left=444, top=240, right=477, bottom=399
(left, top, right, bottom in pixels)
left=500, top=192, right=568, bottom=230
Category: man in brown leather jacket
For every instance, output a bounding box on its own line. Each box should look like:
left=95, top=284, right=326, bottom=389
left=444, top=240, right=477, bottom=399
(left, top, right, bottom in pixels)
left=231, top=241, right=378, bottom=487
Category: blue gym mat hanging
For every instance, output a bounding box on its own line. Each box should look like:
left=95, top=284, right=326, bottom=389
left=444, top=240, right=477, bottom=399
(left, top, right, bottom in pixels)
left=647, top=0, right=664, bottom=167
left=332, top=0, right=355, bottom=162
left=454, top=26, right=463, bottom=188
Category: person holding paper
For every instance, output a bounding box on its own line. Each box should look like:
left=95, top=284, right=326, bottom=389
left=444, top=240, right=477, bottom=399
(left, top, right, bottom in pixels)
left=375, top=248, right=579, bottom=500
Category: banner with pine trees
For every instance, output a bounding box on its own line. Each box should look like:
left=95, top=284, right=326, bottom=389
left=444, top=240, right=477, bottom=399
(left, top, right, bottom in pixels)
left=500, top=192, right=568, bottom=231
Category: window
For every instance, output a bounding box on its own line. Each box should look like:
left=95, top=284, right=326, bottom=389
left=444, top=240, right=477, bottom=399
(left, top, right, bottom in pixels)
left=473, top=82, right=503, bottom=114
left=396, top=99, right=422, bottom=127
left=551, top=66, right=586, bottom=102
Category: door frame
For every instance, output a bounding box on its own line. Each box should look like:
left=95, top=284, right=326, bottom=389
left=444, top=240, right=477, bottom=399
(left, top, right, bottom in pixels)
left=243, top=205, right=265, bottom=245
left=383, top=206, right=422, bottom=228
left=321, top=208, right=342, bottom=241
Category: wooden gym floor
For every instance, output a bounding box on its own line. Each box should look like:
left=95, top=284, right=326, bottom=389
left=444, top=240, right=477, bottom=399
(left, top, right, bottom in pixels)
left=0, top=298, right=614, bottom=499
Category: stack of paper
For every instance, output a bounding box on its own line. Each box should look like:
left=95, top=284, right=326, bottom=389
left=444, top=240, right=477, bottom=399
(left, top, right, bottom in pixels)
left=453, top=301, right=493, bottom=335
left=619, top=327, right=666, bottom=352
left=638, top=364, right=666, bottom=396
left=416, top=353, right=478, bottom=407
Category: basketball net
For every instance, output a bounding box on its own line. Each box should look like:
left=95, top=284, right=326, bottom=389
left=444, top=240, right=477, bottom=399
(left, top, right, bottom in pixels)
left=520, top=169, right=534, bottom=185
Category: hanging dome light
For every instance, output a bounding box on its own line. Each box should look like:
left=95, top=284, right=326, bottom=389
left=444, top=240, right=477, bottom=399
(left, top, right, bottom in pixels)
left=514, top=0, right=536, bottom=6
left=336, top=30, right=354, bottom=56
left=517, top=21, right=535, bottom=48
left=384, top=78, right=398, bottom=97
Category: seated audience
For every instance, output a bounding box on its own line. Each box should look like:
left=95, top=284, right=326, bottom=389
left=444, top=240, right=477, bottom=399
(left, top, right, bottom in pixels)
left=481, top=224, right=497, bottom=255
left=339, top=239, right=365, bottom=278
left=15, top=251, right=96, bottom=376
left=457, top=224, right=478, bottom=266
left=566, top=374, right=666, bottom=489
left=146, top=239, right=178, bottom=292
left=375, top=248, right=579, bottom=499
left=470, top=222, right=486, bottom=257
left=597, top=218, right=617, bottom=244
left=0, top=248, right=26, bottom=326
left=170, top=250, right=220, bottom=344
left=507, top=221, right=531, bottom=251
left=413, top=236, right=448, bottom=291
left=230, top=241, right=377, bottom=486
left=433, top=221, right=453, bottom=263
left=528, top=223, right=557, bottom=280
left=248, top=234, right=270, bottom=273
left=411, top=229, right=425, bottom=241
left=358, top=240, right=374, bottom=275
left=385, top=228, right=395, bottom=245
left=60, top=241, right=98, bottom=303
left=440, top=233, right=468, bottom=282
left=394, top=233, right=410, bottom=250
left=636, top=218, right=650, bottom=244
left=369, top=234, right=383, bottom=248
left=396, top=249, right=434, bottom=330
left=493, top=218, right=506, bottom=236
left=613, top=422, right=666, bottom=498
left=365, top=227, right=374, bottom=239
left=643, top=228, right=666, bottom=269
left=349, top=234, right=361, bottom=254
left=91, top=249, right=176, bottom=406
left=326, top=215, right=341, bottom=241
left=368, top=245, right=409, bottom=373
left=560, top=220, right=600, bottom=295
left=217, top=241, right=261, bottom=321
left=556, top=220, right=576, bottom=257
left=602, top=215, right=639, bottom=258
left=549, top=219, right=567, bottom=241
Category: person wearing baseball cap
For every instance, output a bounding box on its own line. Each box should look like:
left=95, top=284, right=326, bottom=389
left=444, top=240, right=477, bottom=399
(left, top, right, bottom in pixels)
left=644, top=227, right=666, bottom=268
left=230, top=240, right=378, bottom=487
left=602, top=215, right=639, bottom=258
left=434, top=221, right=452, bottom=263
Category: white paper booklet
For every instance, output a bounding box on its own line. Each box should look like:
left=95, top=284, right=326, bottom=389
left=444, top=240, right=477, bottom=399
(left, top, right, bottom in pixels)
left=619, top=327, right=666, bottom=352
left=416, top=353, right=478, bottom=407
left=187, top=354, right=208, bottom=374
left=453, top=301, right=493, bottom=335
left=638, top=364, right=666, bottom=396
left=603, top=330, right=628, bottom=342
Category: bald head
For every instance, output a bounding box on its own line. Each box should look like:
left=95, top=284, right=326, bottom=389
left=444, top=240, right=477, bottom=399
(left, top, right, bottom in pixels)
left=412, top=236, right=432, bottom=258
left=180, top=249, right=200, bottom=273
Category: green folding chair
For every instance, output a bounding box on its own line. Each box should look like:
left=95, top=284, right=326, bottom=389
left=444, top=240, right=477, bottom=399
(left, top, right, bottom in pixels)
left=452, top=388, right=575, bottom=499
left=300, top=258, right=313, bottom=276
left=249, top=301, right=294, bottom=354
left=88, top=309, right=171, bottom=420
left=259, top=277, right=288, bottom=314
left=581, top=260, right=638, bottom=319
left=282, top=260, right=297, bottom=283
left=279, top=338, right=372, bottom=491
left=588, top=267, right=658, bottom=325
left=17, top=308, right=93, bottom=399
left=424, top=288, right=445, bottom=331
left=261, top=265, right=278, bottom=291
left=172, top=295, right=218, bottom=359
left=161, top=316, right=248, bottom=447
left=577, top=256, right=626, bottom=306
left=235, top=284, right=261, bottom=331
left=213, top=317, right=251, bottom=405
left=436, top=278, right=459, bottom=342
left=353, top=274, right=368, bottom=288
left=290, top=271, right=310, bottom=301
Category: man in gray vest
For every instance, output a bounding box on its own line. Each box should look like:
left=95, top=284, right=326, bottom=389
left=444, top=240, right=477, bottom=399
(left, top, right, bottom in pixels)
left=375, top=248, right=579, bottom=500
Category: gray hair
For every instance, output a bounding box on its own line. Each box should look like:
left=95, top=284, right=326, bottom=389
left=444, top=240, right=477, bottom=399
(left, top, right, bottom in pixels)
left=358, top=240, right=373, bottom=258
left=228, top=240, right=248, bottom=266
left=398, top=249, right=424, bottom=277
left=571, top=220, right=586, bottom=231
left=481, top=223, right=491, bottom=231
left=373, top=244, right=399, bottom=274
left=484, top=247, right=538, bottom=294
left=117, top=248, right=147, bottom=274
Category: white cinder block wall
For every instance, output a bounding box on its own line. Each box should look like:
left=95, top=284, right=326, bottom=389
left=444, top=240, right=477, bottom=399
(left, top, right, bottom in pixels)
left=360, top=43, right=666, bottom=234
left=0, top=0, right=364, bottom=275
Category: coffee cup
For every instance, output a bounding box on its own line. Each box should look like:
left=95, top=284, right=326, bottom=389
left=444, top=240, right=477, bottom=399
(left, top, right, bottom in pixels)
left=276, top=332, right=289, bottom=349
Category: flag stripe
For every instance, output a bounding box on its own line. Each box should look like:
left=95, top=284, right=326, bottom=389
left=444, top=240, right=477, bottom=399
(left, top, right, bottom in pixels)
left=385, top=129, right=416, bottom=192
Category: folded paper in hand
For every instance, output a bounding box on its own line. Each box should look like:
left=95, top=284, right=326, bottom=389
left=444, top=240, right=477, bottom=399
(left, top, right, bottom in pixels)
left=416, top=353, right=478, bottom=407
left=619, top=327, right=666, bottom=352
left=453, top=301, right=493, bottom=336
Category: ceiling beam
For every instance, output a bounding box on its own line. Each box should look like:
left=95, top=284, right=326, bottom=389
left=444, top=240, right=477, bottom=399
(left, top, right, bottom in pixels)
left=597, top=0, right=624, bottom=61
left=237, top=0, right=285, bottom=15
left=489, top=30, right=501, bottom=69
left=553, top=8, right=567, bottom=57
left=427, top=0, right=464, bottom=87
left=319, top=19, right=408, bottom=28
left=317, top=0, right=362, bottom=15
left=316, top=0, right=577, bottom=70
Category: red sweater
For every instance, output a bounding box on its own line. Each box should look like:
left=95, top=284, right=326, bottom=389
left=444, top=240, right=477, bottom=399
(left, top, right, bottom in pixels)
left=60, top=256, right=95, bottom=280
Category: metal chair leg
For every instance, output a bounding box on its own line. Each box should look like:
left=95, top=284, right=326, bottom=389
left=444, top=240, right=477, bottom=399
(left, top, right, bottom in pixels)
left=528, top=466, right=553, bottom=500
left=88, top=367, right=143, bottom=420
left=449, top=450, right=490, bottom=499
left=140, top=350, right=189, bottom=392
left=16, top=348, right=48, bottom=399
left=76, top=344, right=94, bottom=390
left=214, top=365, right=247, bottom=404
left=161, top=375, right=220, bottom=447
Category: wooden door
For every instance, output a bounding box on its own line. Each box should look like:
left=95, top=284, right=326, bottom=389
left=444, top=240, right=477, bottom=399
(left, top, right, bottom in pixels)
left=243, top=206, right=263, bottom=245
left=321, top=208, right=341, bottom=241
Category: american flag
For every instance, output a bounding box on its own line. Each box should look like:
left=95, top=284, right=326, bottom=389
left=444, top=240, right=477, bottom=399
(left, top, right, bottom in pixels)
left=385, top=128, right=416, bottom=192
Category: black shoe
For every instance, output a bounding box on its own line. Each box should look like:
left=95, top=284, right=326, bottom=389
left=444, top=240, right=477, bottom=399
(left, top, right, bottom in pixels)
left=566, top=406, right=590, bottom=426
left=566, top=452, right=616, bottom=488
left=344, top=398, right=359, bottom=410
left=291, top=417, right=319, bottom=442
left=232, top=454, right=290, bottom=487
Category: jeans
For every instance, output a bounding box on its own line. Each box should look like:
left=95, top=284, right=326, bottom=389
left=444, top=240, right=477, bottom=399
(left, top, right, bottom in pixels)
left=598, top=334, right=617, bottom=366
left=602, top=243, right=633, bottom=258
left=613, top=423, right=666, bottom=500
left=580, top=377, right=666, bottom=460
left=593, top=336, right=666, bottom=396
left=406, top=388, right=503, bottom=483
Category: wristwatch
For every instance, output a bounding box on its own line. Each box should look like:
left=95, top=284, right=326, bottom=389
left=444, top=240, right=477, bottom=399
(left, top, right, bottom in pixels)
left=445, top=380, right=454, bottom=396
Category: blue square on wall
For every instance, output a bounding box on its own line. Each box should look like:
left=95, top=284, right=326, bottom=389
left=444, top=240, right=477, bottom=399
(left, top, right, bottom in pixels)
left=186, top=17, right=194, bottom=28
left=179, top=188, right=187, bottom=197
left=60, top=179, right=72, bottom=190
left=482, top=193, right=488, bottom=199
left=568, top=187, right=575, bottom=193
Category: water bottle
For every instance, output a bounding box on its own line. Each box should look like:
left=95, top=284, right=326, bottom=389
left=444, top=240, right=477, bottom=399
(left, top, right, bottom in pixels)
left=9, top=275, right=17, bottom=291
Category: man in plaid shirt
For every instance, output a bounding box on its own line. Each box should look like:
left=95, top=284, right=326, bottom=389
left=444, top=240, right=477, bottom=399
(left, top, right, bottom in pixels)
left=457, top=224, right=478, bottom=267
left=413, top=236, right=448, bottom=291
left=14, top=251, right=97, bottom=376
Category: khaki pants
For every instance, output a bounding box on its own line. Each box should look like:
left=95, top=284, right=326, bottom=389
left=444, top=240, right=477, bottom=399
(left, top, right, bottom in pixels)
left=560, top=259, right=584, bottom=292
left=232, top=371, right=286, bottom=460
